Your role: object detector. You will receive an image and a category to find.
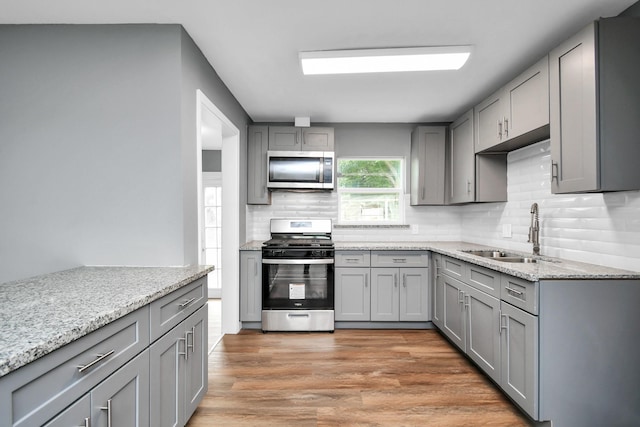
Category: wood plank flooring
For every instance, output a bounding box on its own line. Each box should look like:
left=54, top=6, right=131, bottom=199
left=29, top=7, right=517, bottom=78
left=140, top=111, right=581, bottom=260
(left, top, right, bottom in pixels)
left=187, top=329, right=532, bottom=426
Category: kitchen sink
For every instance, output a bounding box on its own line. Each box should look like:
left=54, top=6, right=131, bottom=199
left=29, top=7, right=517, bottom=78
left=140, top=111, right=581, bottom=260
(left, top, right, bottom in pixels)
left=463, top=249, right=537, bottom=263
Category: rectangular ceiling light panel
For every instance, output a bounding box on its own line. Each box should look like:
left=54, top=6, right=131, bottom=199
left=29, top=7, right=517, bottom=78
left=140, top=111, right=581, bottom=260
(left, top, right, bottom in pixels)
left=300, top=46, right=472, bottom=75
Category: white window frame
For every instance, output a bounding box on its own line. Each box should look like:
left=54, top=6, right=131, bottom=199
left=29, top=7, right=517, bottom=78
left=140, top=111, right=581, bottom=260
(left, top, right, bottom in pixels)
left=337, top=157, right=405, bottom=225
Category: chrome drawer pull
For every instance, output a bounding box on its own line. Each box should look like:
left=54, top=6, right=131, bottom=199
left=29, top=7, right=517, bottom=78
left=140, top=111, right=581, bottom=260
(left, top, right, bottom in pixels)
left=345, top=258, right=360, bottom=263
left=179, top=297, right=197, bottom=308
left=77, top=349, right=115, bottom=373
left=505, top=287, right=524, bottom=297
left=178, top=337, right=187, bottom=359
left=392, top=258, right=407, bottom=263
left=100, top=399, right=112, bottom=427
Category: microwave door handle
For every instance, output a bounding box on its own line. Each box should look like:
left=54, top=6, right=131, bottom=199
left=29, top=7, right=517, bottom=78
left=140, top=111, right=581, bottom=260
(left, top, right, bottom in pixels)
left=319, top=159, right=324, bottom=183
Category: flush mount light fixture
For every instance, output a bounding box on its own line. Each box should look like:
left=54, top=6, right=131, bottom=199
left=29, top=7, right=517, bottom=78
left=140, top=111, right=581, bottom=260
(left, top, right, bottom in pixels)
left=299, top=46, right=472, bottom=75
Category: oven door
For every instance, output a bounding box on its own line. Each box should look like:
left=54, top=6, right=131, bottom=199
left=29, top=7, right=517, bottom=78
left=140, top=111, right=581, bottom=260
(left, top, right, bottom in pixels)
left=262, top=257, right=334, bottom=310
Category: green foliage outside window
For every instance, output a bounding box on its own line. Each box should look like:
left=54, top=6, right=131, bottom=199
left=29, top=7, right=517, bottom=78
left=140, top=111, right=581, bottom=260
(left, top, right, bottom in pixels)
left=338, top=159, right=402, bottom=189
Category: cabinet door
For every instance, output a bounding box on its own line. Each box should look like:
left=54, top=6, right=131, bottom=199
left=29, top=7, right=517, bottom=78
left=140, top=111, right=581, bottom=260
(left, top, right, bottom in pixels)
left=464, top=284, right=501, bottom=383
left=500, top=302, right=538, bottom=419
left=474, top=91, right=503, bottom=153
left=410, top=126, right=446, bottom=205
left=503, top=56, right=549, bottom=141
left=184, top=305, right=208, bottom=422
left=92, top=350, right=150, bottom=427
left=549, top=22, right=598, bottom=194
left=302, top=127, right=334, bottom=151
left=399, top=268, right=429, bottom=321
left=268, top=126, right=301, bottom=150
left=449, top=109, right=475, bottom=204
left=440, top=274, right=466, bottom=351
left=247, top=126, right=270, bottom=204
left=240, top=251, right=262, bottom=322
left=370, top=268, right=400, bottom=321
left=431, top=256, right=444, bottom=329
left=44, top=394, right=91, bottom=427
left=335, top=267, right=371, bottom=321
left=149, top=320, right=185, bottom=427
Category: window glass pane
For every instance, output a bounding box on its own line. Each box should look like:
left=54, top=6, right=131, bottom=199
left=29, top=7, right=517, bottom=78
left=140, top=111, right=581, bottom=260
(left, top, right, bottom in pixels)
left=204, top=187, right=217, bottom=206
left=205, top=207, right=217, bottom=227
left=338, top=159, right=401, bottom=189
left=339, top=192, right=400, bottom=222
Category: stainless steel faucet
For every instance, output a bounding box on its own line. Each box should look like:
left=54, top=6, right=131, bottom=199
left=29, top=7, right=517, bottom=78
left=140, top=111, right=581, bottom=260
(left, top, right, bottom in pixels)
left=528, top=203, right=540, bottom=255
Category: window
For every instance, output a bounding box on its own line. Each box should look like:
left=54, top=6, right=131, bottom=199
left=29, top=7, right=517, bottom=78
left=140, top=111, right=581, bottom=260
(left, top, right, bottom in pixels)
left=337, top=158, right=404, bottom=224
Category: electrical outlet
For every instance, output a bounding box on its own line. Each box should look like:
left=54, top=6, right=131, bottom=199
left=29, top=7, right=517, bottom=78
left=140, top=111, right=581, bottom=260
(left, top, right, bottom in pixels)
left=502, top=224, right=512, bottom=238
left=411, top=224, right=419, bottom=235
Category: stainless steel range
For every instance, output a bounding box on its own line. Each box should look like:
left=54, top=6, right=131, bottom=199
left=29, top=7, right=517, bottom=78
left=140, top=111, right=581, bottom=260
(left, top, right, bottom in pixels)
left=261, top=219, right=334, bottom=332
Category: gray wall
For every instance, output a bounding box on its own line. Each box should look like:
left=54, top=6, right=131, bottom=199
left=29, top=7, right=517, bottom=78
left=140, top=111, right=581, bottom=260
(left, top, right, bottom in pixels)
left=202, top=150, right=222, bottom=172
left=0, top=24, right=250, bottom=283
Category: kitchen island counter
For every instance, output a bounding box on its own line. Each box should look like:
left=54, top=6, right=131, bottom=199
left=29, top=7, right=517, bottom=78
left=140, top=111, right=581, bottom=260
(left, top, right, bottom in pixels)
left=0, top=265, right=213, bottom=377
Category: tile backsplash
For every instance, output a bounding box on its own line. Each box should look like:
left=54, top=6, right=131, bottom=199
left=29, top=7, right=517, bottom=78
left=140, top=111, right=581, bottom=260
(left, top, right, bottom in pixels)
left=246, top=139, right=640, bottom=272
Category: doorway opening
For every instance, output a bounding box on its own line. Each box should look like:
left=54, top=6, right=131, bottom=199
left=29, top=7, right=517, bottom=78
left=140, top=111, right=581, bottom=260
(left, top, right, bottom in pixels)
left=196, top=90, right=241, bottom=353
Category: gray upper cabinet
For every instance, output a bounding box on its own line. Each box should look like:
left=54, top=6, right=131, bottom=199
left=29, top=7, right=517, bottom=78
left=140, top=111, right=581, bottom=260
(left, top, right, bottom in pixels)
left=475, top=56, right=549, bottom=154
left=302, top=127, right=334, bottom=151
left=550, top=17, right=640, bottom=193
left=268, top=126, right=301, bottom=150
left=247, top=126, right=270, bottom=205
left=450, top=110, right=506, bottom=204
left=449, top=110, right=475, bottom=204
left=410, top=126, right=447, bottom=205
left=268, top=126, right=334, bottom=151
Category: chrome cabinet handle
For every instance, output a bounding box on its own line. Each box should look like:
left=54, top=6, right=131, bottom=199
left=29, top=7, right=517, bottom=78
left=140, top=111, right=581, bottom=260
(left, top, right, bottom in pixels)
left=464, top=294, right=470, bottom=309
left=77, top=349, right=115, bottom=373
left=186, top=326, right=196, bottom=354
left=402, top=273, right=406, bottom=287
left=365, top=273, right=368, bottom=287
left=179, top=297, right=197, bottom=309
left=78, top=417, right=91, bottom=427
left=503, top=117, right=509, bottom=137
left=458, top=290, right=464, bottom=304
left=551, top=161, right=559, bottom=182
left=497, top=119, right=503, bottom=140
left=100, top=399, right=112, bottom=427
left=505, top=287, right=524, bottom=297
left=499, top=312, right=508, bottom=335
left=178, top=337, right=187, bottom=359
left=467, top=180, right=471, bottom=194
left=394, top=274, right=398, bottom=287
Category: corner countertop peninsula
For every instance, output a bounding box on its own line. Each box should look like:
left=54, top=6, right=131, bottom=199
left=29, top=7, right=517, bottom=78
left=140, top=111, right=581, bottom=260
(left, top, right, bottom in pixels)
left=0, top=265, right=213, bottom=377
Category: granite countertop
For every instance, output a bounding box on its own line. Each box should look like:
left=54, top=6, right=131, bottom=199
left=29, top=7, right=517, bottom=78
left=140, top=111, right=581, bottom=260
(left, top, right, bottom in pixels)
left=0, top=265, right=213, bottom=378
left=240, top=239, right=639, bottom=281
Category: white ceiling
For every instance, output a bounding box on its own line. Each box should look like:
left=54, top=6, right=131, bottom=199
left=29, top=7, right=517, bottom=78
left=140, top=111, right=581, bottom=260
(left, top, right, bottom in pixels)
left=1, top=0, right=637, bottom=123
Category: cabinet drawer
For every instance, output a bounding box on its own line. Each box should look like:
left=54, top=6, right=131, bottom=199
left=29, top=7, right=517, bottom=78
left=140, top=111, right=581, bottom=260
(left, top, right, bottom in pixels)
left=371, top=251, right=429, bottom=268
left=335, top=251, right=370, bottom=267
left=0, top=307, right=149, bottom=427
left=150, top=277, right=207, bottom=342
left=467, top=263, right=501, bottom=298
left=501, top=275, right=538, bottom=315
left=439, top=255, right=466, bottom=280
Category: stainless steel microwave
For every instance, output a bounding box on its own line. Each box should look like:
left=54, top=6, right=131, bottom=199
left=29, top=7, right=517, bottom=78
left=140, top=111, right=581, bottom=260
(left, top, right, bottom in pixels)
left=267, top=151, right=334, bottom=190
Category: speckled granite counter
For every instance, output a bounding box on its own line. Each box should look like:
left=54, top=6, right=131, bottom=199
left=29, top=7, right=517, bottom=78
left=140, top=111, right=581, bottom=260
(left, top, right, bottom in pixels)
left=240, top=239, right=640, bottom=280
left=0, top=265, right=213, bottom=377
left=334, top=241, right=640, bottom=281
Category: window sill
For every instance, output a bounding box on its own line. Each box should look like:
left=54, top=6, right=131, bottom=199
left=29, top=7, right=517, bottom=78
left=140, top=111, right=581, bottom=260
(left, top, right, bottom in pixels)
left=334, top=224, right=410, bottom=229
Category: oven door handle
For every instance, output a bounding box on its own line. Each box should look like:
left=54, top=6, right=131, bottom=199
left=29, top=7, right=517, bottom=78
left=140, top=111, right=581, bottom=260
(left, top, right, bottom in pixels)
left=262, top=259, right=334, bottom=265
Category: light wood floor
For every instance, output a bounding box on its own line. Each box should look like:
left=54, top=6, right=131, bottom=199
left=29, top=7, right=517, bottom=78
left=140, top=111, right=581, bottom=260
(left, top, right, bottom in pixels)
left=187, top=329, right=532, bottom=426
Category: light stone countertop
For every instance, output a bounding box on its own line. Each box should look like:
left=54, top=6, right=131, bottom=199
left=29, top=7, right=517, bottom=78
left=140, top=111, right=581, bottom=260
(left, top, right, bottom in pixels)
left=240, top=239, right=640, bottom=281
left=0, top=265, right=213, bottom=378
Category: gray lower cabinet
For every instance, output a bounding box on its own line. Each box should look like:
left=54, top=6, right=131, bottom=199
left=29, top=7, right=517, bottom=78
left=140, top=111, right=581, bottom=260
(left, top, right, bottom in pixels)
left=434, top=254, right=537, bottom=418
left=371, top=268, right=429, bottom=322
left=500, top=300, right=538, bottom=418
left=549, top=17, right=640, bottom=193
left=410, top=125, right=447, bottom=205
left=1, top=277, right=208, bottom=427
left=240, top=250, right=262, bottom=322
left=431, top=254, right=444, bottom=329
left=150, top=304, right=208, bottom=427
left=335, top=267, right=371, bottom=321
left=91, top=350, right=150, bottom=427
left=247, top=126, right=270, bottom=205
